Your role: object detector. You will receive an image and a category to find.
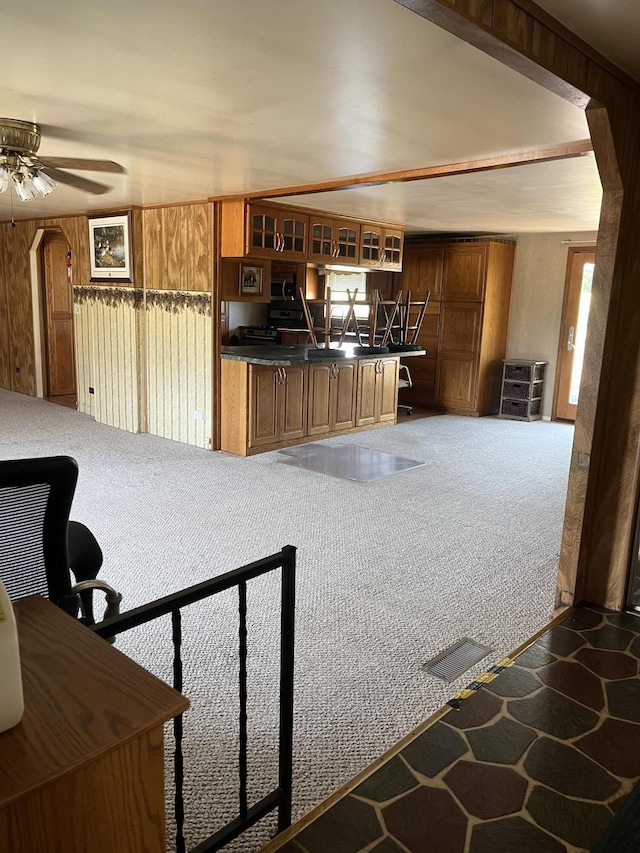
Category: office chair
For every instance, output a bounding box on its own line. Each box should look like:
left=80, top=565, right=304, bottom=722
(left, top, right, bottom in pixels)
left=397, top=364, right=414, bottom=415
left=0, top=455, right=121, bottom=626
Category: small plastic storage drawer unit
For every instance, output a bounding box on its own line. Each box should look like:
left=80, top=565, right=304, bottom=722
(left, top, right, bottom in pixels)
left=499, top=360, right=546, bottom=422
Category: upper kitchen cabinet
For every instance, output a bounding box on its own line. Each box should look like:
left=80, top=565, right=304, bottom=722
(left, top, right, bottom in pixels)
left=220, top=200, right=309, bottom=262
left=399, top=245, right=444, bottom=301
left=307, top=215, right=360, bottom=266
left=360, top=226, right=404, bottom=271
left=442, top=243, right=488, bottom=301
left=219, top=199, right=404, bottom=270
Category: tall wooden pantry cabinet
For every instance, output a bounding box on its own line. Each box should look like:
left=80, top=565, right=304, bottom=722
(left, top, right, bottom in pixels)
left=397, top=239, right=515, bottom=416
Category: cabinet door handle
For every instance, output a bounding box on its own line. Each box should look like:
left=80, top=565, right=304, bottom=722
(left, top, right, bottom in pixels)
left=567, top=325, right=575, bottom=351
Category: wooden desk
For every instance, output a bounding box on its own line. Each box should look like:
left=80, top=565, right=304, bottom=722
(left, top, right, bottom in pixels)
left=0, top=596, right=189, bottom=853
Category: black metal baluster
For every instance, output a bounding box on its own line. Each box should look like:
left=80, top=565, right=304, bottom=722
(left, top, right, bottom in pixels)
left=172, top=608, right=186, bottom=853
left=238, top=580, right=248, bottom=822
left=278, top=545, right=296, bottom=831
left=90, top=548, right=296, bottom=853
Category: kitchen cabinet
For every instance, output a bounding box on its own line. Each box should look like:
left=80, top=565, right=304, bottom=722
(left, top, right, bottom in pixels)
left=442, top=244, right=487, bottom=301
left=308, top=215, right=360, bottom=266
left=434, top=302, right=481, bottom=409
left=220, top=200, right=308, bottom=262
left=220, top=351, right=409, bottom=456
left=360, top=226, right=404, bottom=271
left=396, top=245, right=443, bottom=406
left=356, top=357, right=399, bottom=426
left=400, top=245, right=444, bottom=300
left=397, top=239, right=514, bottom=415
left=248, top=364, right=307, bottom=449
left=247, top=203, right=309, bottom=261
left=307, top=360, right=357, bottom=436
left=220, top=199, right=404, bottom=270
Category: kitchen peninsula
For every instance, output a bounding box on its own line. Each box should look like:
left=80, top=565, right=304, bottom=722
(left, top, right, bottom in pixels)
left=220, top=344, right=425, bottom=456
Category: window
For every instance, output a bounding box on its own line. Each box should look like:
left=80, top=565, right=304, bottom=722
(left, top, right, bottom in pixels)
left=325, top=271, right=369, bottom=321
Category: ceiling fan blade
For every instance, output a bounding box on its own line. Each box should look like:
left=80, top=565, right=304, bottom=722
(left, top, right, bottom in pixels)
left=41, top=167, right=112, bottom=195
left=39, top=157, right=124, bottom=173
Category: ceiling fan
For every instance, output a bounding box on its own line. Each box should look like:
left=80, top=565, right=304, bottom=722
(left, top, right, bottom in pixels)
left=0, top=117, right=124, bottom=200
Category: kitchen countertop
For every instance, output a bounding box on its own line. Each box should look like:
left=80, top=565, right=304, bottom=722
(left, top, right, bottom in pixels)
left=221, top=344, right=426, bottom=365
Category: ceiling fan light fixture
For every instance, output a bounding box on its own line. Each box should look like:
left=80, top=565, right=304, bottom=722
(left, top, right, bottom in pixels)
left=12, top=172, right=37, bottom=202
left=29, top=169, right=56, bottom=196
left=0, top=118, right=58, bottom=202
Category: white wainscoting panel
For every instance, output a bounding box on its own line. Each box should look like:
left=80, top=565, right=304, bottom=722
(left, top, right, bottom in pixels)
left=73, top=287, right=142, bottom=432
left=146, top=294, right=212, bottom=448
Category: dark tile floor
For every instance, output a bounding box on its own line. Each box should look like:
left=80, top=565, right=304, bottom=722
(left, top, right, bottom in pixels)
left=263, top=606, right=640, bottom=853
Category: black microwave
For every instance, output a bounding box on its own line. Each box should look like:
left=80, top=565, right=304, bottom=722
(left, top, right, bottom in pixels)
left=271, top=274, right=297, bottom=301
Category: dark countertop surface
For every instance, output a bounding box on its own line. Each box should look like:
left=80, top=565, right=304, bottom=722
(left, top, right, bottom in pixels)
left=221, top=344, right=426, bottom=366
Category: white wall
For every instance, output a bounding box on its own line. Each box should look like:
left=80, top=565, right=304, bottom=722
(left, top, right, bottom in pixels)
left=228, top=301, right=267, bottom=341
left=507, top=231, right=597, bottom=418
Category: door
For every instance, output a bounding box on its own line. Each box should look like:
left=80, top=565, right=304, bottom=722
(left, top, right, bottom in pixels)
left=279, top=366, right=307, bottom=441
left=249, top=366, right=279, bottom=447
left=442, top=244, right=487, bottom=301
left=435, top=302, right=481, bottom=409
left=399, top=245, right=444, bottom=301
left=376, top=358, right=399, bottom=422
left=307, top=363, right=332, bottom=436
left=554, top=248, right=596, bottom=422
left=356, top=359, right=378, bottom=426
left=332, top=361, right=357, bottom=431
left=42, top=233, right=76, bottom=397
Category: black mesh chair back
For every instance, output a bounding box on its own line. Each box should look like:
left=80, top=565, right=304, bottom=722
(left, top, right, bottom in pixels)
left=0, top=455, right=78, bottom=611
left=0, top=455, right=121, bottom=628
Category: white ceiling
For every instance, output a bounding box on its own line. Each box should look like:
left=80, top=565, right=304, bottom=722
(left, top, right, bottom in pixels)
left=0, top=0, right=617, bottom=233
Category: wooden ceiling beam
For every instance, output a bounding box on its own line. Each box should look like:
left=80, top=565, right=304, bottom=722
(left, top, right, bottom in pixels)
left=210, top=140, right=593, bottom=202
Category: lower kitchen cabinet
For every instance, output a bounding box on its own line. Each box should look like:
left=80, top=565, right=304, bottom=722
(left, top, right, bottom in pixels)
left=356, top=357, right=399, bottom=426
left=221, top=355, right=401, bottom=456
left=249, top=364, right=307, bottom=448
left=307, top=361, right=357, bottom=437
left=434, top=301, right=481, bottom=411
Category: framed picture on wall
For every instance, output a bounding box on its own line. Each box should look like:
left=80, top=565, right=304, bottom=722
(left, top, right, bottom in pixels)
left=239, top=264, right=263, bottom=295
left=88, top=212, right=133, bottom=282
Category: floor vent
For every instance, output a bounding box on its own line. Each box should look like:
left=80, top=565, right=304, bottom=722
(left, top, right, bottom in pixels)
left=422, top=638, right=492, bottom=682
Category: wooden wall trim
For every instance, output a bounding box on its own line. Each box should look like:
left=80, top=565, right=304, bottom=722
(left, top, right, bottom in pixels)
left=210, top=141, right=593, bottom=202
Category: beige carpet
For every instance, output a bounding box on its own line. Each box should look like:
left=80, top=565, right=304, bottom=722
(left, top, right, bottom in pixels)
left=0, top=389, right=574, bottom=852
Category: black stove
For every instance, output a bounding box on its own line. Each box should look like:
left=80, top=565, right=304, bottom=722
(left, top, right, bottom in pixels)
left=241, top=325, right=279, bottom=343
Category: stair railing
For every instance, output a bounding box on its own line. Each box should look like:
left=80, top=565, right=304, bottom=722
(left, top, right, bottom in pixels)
left=91, top=545, right=296, bottom=853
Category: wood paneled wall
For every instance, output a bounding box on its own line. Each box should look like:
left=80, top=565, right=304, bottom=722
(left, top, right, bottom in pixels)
left=0, top=216, right=89, bottom=397
left=0, top=202, right=214, bottom=448
left=0, top=221, right=37, bottom=395
left=397, top=0, right=640, bottom=610
left=143, top=203, right=212, bottom=292
left=146, top=294, right=212, bottom=448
